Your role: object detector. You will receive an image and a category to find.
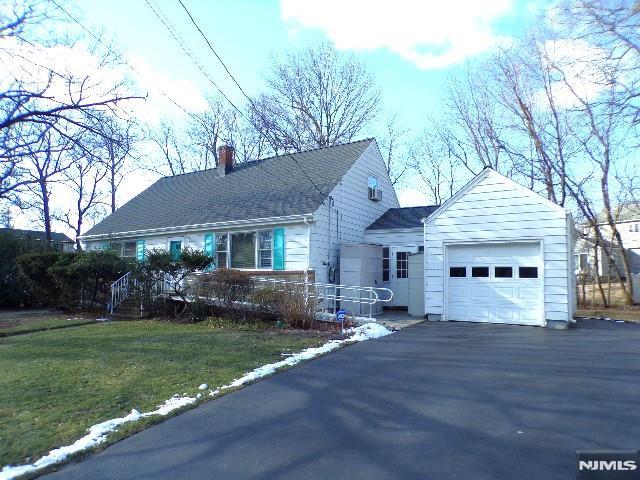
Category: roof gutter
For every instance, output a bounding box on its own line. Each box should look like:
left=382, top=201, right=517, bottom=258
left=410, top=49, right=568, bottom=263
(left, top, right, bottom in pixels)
left=79, top=214, right=315, bottom=241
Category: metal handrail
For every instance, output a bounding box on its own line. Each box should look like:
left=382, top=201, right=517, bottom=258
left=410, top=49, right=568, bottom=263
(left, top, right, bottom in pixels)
left=253, top=277, right=393, bottom=318
left=110, top=272, right=132, bottom=314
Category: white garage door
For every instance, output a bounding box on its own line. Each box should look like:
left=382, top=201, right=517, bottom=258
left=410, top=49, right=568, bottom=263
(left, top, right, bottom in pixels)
left=446, top=242, right=544, bottom=326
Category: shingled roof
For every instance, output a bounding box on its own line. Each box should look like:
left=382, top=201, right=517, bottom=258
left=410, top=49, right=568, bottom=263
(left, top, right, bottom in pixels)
left=0, top=228, right=73, bottom=243
left=366, top=206, right=440, bottom=230
left=84, top=139, right=374, bottom=237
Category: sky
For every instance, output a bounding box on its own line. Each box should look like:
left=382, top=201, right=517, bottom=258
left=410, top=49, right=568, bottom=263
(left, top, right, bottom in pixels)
left=14, top=0, right=552, bottom=233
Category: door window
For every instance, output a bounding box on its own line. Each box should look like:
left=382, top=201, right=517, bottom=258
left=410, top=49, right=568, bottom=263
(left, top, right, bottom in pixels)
left=518, top=267, right=538, bottom=278
left=471, top=266, right=489, bottom=277
left=449, top=267, right=466, bottom=277
left=396, top=251, right=408, bottom=279
left=382, top=247, right=390, bottom=282
left=494, top=266, right=513, bottom=278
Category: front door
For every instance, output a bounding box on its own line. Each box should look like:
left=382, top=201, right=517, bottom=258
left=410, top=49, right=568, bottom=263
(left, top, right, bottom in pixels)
left=390, top=246, right=413, bottom=307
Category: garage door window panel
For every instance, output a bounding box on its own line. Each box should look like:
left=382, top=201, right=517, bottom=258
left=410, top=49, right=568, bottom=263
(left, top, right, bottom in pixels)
left=471, top=267, right=489, bottom=278
left=494, top=266, right=513, bottom=278
left=449, top=267, right=466, bottom=277
left=518, top=267, right=538, bottom=278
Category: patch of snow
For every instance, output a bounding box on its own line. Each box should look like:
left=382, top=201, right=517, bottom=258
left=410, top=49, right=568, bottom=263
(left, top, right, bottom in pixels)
left=0, top=323, right=391, bottom=480
left=95, top=317, right=109, bottom=322
left=0, top=396, right=195, bottom=480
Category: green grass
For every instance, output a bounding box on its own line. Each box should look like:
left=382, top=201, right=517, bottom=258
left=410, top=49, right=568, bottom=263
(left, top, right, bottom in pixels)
left=0, top=315, right=96, bottom=335
left=0, top=320, right=324, bottom=467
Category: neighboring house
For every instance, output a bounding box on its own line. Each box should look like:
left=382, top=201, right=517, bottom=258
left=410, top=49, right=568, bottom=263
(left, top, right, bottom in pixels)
left=0, top=228, right=75, bottom=252
left=575, top=205, right=640, bottom=277
left=83, top=140, right=576, bottom=328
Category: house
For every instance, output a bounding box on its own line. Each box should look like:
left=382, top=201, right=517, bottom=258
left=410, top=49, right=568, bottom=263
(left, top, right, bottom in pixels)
left=0, top=228, right=75, bottom=252
left=575, top=205, right=640, bottom=277
left=82, top=139, right=576, bottom=328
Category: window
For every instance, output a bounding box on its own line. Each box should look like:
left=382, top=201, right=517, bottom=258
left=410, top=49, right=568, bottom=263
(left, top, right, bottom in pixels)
left=231, top=233, right=256, bottom=268
left=471, top=266, right=489, bottom=277
left=449, top=267, right=466, bottom=277
left=258, top=230, right=272, bottom=268
left=494, top=266, right=513, bottom=278
left=396, top=251, right=408, bottom=279
left=635, top=224, right=639, bottom=232
left=382, top=247, right=390, bottom=282
left=630, top=223, right=634, bottom=232
left=216, top=234, right=228, bottom=268
left=519, top=267, right=538, bottom=278
left=122, top=241, right=137, bottom=258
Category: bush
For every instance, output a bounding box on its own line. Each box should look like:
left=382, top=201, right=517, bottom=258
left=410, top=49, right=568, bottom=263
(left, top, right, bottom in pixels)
left=204, top=269, right=254, bottom=312
left=0, top=232, right=50, bottom=307
left=17, top=250, right=131, bottom=309
left=279, top=284, right=317, bottom=329
left=251, top=286, right=283, bottom=321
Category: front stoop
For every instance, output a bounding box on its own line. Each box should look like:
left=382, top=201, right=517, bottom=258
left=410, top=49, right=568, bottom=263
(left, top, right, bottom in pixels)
left=111, top=299, right=147, bottom=320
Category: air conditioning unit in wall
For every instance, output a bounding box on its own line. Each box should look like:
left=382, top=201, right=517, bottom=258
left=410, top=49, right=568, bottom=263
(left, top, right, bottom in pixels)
left=368, top=187, right=382, bottom=202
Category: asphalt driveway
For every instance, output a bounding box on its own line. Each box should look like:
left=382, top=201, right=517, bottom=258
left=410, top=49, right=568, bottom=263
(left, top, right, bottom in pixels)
left=46, top=320, right=640, bottom=480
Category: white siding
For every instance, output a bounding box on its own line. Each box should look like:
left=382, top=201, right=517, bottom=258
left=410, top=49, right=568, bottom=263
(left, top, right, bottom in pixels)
left=309, top=141, right=399, bottom=283
left=85, top=224, right=310, bottom=271
left=364, top=228, right=423, bottom=247
left=424, top=169, right=573, bottom=324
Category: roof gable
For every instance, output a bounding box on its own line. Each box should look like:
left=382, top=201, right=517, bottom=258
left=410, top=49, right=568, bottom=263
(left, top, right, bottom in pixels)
left=84, top=139, right=374, bottom=238
left=424, top=168, right=566, bottom=225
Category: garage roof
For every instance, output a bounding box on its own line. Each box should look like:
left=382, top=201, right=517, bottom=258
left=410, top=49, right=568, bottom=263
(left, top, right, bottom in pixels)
left=366, top=206, right=440, bottom=230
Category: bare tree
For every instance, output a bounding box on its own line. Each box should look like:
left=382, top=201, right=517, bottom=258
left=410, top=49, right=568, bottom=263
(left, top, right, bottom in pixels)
left=94, top=114, right=136, bottom=213
left=0, top=1, right=142, bottom=200
left=252, top=43, right=381, bottom=152
left=147, top=122, right=190, bottom=176
left=378, top=116, right=409, bottom=185
left=60, top=147, right=107, bottom=249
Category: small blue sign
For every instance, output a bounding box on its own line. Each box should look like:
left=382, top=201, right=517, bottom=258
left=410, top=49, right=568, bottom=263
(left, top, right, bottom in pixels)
left=336, top=309, right=347, bottom=321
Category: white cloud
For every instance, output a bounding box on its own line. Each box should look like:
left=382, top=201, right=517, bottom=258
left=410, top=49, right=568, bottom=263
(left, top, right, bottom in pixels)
left=397, top=188, right=430, bottom=207
left=280, top=0, right=513, bottom=69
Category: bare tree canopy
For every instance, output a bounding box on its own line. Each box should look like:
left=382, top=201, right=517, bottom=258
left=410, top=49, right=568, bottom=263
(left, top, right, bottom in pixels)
left=251, top=43, right=381, bottom=152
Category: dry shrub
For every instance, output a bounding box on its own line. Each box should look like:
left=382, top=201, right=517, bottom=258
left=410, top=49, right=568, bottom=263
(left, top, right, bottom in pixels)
left=280, top=284, right=317, bottom=329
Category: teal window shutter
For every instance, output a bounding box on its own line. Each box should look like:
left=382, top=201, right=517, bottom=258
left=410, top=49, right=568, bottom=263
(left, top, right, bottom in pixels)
left=204, top=233, right=216, bottom=271
left=136, top=239, right=145, bottom=262
left=273, top=227, right=285, bottom=270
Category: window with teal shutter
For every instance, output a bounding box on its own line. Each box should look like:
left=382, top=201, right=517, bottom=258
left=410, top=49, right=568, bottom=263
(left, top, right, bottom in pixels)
left=136, top=239, right=145, bottom=262
left=204, top=233, right=216, bottom=271
left=273, top=227, right=284, bottom=270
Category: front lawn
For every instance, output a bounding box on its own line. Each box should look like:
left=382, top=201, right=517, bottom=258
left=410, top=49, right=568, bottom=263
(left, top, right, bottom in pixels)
left=0, top=319, right=325, bottom=468
left=0, top=312, right=96, bottom=335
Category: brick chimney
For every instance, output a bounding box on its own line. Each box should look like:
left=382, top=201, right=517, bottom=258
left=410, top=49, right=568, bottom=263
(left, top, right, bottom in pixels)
left=217, top=145, right=234, bottom=176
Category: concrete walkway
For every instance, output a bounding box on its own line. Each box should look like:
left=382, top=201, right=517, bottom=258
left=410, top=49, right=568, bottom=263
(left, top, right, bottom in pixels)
left=373, top=309, right=425, bottom=330
left=45, top=319, right=640, bottom=480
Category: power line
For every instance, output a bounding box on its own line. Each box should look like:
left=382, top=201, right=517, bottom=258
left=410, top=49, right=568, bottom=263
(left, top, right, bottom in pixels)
left=145, top=0, right=324, bottom=196
left=50, top=0, right=195, bottom=119
left=175, top=0, right=328, bottom=199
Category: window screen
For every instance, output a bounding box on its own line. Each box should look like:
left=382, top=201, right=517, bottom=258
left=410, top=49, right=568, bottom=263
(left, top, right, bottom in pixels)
left=231, top=233, right=255, bottom=269
left=494, top=266, right=513, bottom=278
left=449, top=267, right=466, bottom=277
left=519, top=267, right=538, bottom=278
left=382, top=247, right=390, bottom=282
left=471, top=266, right=489, bottom=277
left=396, top=252, right=408, bottom=279
left=258, top=231, right=272, bottom=268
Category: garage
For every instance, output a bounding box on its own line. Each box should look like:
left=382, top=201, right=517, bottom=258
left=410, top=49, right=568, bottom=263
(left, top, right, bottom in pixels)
left=424, top=168, right=577, bottom=329
left=446, top=242, right=543, bottom=325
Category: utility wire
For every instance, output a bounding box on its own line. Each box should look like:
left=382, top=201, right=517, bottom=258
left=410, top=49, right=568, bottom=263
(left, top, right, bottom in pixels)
left=175, top=0, right=328, bottom=199
left=51, top=0, right=195, bottom=119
